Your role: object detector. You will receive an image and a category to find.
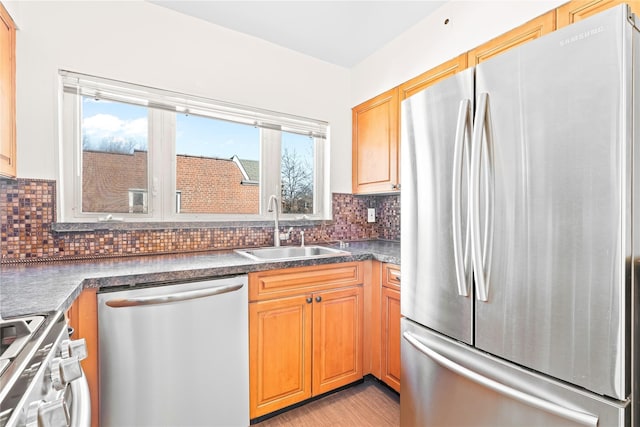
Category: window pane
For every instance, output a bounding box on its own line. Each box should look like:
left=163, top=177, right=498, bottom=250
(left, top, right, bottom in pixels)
left=281, top=132, right=314, bottom=214
left=175, top=114, right=260, bottom=214
left=81, top=97, right=149, bottom=214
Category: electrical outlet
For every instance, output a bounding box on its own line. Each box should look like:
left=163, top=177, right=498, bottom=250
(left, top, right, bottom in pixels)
left=367, top=208, right=375, bottom=223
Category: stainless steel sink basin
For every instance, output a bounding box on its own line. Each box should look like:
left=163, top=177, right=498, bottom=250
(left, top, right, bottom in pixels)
left=234, top=245, right=350, bottom=261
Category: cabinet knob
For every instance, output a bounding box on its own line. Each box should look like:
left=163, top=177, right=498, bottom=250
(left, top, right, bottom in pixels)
left=306, top=297, right=312, bottom=304
left=315, top=296, right=322, bottom=303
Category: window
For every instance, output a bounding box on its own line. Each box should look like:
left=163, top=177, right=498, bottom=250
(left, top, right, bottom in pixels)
left=175, top=191, right=182, bottom=213
left=281, top=131, right=314, bottom=214
left=81, top=98, right=149, bottom=215
left=128, top=190, right=148, bottom=213
left=59, top=71, right=329, bottom=222
left=175, top=114, right=260, bottom=215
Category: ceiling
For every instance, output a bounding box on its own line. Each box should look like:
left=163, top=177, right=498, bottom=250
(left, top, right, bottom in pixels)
left=149, top=1, right=446, bottom=68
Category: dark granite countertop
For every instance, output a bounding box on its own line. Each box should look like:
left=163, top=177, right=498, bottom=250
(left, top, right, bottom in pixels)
left=0, top=240, right=399, bottom=319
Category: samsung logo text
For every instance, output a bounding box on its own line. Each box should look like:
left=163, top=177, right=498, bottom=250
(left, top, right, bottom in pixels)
left=560, top=26, right=605, bottom=46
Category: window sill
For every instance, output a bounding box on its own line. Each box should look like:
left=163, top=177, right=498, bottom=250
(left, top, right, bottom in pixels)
left=51, top=219, right=328, bottom=233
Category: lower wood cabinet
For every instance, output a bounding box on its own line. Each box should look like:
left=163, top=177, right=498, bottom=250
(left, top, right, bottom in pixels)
left=249, top=263, right=364, bottom=419
left=381, top=286, right=401, bottom=392
left=249, top=294, right=313, bottom=417
left=380, top=263, right=401, bottom=393
left=312, top=286, right=364, bottom=396
left=66, top=288, right=99, bottom=427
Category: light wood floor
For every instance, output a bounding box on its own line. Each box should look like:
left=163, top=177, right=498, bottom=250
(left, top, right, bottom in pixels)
left=253, top=379, right=400, bottom=427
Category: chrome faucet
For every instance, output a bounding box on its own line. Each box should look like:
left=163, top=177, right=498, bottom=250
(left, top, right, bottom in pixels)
left=267, top=194, right=280, bottom=247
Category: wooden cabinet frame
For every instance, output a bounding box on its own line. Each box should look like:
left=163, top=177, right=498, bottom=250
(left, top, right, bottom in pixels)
left=0, top=3, right=16, bottom=178
left=380, top=263, right=401, bottom=393
left=249, top=262, right=365, bottom=419
left=398, top=54, right=468, bottom=100
left=352, top=88, right=399, bottom=194
left=556, top=0, right=640, bottom=28
left=467, top=11, right=556, bottom=66
left=67, top=288, right=99, bottom=427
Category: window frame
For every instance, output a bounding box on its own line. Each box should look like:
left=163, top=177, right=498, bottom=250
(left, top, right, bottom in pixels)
left=58, top=71, right=330, bottom=223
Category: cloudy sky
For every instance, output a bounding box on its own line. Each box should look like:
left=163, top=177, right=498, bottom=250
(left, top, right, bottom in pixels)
left=81, top=97, right=312, bottom=162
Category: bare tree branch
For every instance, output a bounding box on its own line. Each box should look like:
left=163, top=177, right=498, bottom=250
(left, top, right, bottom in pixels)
left=281, top=147, right=313, bottom=213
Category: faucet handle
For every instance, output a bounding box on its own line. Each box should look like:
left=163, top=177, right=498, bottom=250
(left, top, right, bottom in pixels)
left=279, top=227, right=294, bottom=241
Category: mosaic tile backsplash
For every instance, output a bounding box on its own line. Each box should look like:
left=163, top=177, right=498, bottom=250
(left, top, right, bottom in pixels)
left=1, top=179, right=400, bottom=263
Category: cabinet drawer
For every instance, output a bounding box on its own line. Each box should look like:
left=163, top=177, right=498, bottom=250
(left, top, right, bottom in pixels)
left=382, top=263, right=401, bottom=291
left=249, top=262, right=364, bottom=301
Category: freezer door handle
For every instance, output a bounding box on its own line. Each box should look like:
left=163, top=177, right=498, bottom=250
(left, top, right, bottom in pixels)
left=403, top=331, right=599, bottom=427
left=104, top=283, right=244, bottom=308
left=470, top=92, right=494, bottom=302
left=452, top=99, right=473, bottom=297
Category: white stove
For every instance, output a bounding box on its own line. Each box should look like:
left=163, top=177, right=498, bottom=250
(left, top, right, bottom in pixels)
left=0, top=311, right=90, bottom=427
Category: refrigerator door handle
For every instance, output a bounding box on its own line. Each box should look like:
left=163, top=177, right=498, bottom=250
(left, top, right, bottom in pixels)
left=470, top=92, right=494, bottom=302
left=403, top=331, right=599, bottom=427
left=452, top=99, right=473, bottom=297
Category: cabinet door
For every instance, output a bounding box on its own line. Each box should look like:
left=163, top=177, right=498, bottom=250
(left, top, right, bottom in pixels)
left=0, top=4, right=15, bottom=178
left=249, top=295, right=313, bottom=418
left=352, top=87, right=399, bottom=194
left=381, top=286, right=401, bottom=393
left=312, top=286, right=364, bottom=395
left=67, top=288, right=100, bottom=427
left=467, top=10, right=555, bottom=66
left=399, top=54, right=468, bottom=100
left=556, top=0, right=640, bottom=28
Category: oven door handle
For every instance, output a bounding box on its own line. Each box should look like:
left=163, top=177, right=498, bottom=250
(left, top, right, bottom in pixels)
left=104, top=283, right=243, bottom=308
left=69, top=373, right=91, bottom=427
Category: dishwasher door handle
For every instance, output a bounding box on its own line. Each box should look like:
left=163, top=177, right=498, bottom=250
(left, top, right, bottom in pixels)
left=105, top=283, right=244, bottom=308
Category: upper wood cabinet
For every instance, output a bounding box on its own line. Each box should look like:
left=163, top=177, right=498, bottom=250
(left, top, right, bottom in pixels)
left=467, top=10, right=556, bottom=66
left=352, top=87, right=399, bottom=194
left=0, top=3, right=16, bottom=178
left=398, top=54, right=468, bottom=101
left=556, top=0, right=640, bottom=28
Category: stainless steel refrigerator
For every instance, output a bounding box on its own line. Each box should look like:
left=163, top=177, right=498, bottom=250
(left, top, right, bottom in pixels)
left=400, top=5, right=638, bottom=426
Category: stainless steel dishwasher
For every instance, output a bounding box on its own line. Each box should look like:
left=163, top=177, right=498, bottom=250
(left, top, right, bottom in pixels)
left=97, top=275, right=249, bottom=427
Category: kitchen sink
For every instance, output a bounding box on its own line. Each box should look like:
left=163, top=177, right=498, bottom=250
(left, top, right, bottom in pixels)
left=234, top=245, right=350, bottom=261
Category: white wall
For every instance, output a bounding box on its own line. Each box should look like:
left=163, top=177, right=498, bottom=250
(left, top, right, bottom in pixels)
left=8, top=1, right=569, bottom=196
left=351, top=0, right=566, bottom=106
left=9, top=1, right=353, bottom=192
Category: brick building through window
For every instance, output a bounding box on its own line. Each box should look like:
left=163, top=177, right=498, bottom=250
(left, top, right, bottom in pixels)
left=82, top=150, right=259, bottom=214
